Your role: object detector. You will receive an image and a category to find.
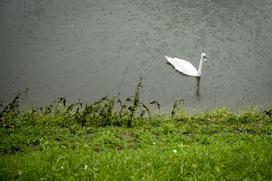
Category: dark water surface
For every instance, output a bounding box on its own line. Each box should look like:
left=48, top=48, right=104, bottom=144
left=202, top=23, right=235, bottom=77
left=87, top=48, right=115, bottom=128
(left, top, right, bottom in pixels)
left=1, top=0, right=272, bottom=112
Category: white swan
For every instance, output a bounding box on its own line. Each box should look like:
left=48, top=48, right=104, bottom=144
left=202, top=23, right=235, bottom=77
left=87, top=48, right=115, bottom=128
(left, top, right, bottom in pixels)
left=165, top=53, right=207, bottom=77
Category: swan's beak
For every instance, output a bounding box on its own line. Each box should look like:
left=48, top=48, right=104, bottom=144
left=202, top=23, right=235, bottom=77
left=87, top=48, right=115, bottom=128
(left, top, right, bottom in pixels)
left=203, top=56, right=207, bottom=62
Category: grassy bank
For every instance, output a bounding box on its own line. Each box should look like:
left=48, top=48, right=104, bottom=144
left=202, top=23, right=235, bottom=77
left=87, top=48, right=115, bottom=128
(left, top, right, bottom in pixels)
left=1, top=89, right=272, bottom=180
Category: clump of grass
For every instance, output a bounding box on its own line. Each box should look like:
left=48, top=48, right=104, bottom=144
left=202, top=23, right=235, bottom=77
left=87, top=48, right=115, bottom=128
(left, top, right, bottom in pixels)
left=73, top=77, right=151, bottom=127
left=75, top=96, right=116, bottom=127
left=0, top=89, right=28, bottom=128
left=125, top=77, right=150, bottom=126
left=171, top=99, right=184, bottom=117
left=35, top=78, right=154, bottom=127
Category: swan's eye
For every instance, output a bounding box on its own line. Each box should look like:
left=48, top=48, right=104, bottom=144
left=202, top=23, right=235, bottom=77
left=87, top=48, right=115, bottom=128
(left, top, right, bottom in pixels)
left=203, top=55, right=206, bottom=59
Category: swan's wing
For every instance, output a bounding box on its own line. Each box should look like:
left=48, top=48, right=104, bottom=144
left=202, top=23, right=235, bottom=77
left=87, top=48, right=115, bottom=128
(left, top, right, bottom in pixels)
left=165, top=56, right=197, bottom=76
left=173, top=57, right=198, bottom=74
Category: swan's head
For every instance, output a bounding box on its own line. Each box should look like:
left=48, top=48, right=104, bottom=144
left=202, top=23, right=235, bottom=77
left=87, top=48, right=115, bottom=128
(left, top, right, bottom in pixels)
left=201, top=53, right=207, bottom=62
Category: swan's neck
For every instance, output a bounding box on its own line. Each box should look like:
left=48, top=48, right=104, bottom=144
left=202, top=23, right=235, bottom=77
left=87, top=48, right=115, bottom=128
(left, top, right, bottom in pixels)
left=196, top=58, right=204, bottom=76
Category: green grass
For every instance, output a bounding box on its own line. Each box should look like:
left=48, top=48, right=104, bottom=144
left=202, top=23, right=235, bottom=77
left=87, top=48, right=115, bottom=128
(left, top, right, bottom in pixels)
left=1, top=87, right=272, bottom=180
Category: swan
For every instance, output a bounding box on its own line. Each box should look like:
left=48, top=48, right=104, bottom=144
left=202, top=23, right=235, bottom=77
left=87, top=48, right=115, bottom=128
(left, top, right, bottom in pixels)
left=165, top=53, right=207, bottom=77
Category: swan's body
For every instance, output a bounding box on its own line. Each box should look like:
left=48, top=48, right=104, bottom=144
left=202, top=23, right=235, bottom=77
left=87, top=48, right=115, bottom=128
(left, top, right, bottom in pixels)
left=165, top=53, right=207, bottom=77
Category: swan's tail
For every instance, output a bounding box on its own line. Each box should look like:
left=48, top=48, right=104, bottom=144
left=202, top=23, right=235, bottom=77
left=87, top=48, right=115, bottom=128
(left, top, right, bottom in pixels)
left=165, top=56, right=175, bottom=65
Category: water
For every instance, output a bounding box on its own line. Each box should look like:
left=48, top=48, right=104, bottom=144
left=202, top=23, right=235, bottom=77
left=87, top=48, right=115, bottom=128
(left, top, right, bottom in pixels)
left=1, top=0, right=272, bottom=112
